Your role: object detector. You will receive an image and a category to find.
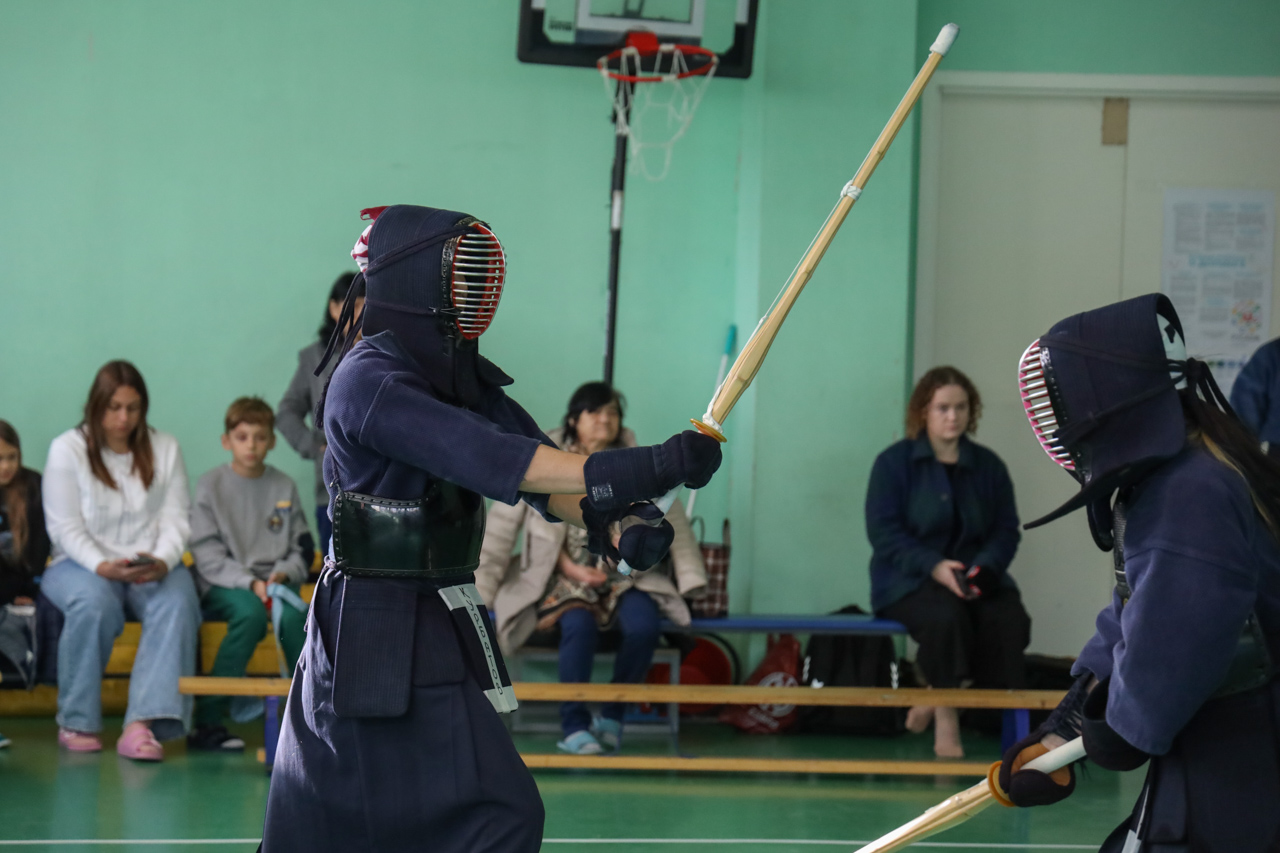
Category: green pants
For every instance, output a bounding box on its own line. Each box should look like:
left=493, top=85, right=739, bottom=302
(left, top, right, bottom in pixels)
left=195, top=584, right=307, bottom=726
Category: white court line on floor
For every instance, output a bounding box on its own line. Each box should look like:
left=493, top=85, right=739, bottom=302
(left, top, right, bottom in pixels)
left=0, top=841, right=1097, bottom=850
left=543, top=842, right=1097, bottom=850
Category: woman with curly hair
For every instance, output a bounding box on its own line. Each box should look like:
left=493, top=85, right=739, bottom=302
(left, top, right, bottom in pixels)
left=865, top=366, right=1029, bottom=758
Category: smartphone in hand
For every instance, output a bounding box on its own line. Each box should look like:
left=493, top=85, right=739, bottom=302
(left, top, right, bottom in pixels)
left=124, top=555, right=157, bottom=568
left=951, top=567, right=975, bottom=599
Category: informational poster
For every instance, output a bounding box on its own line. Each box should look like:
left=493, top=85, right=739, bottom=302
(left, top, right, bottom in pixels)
left=1162, top=188, right=1275, bottom=397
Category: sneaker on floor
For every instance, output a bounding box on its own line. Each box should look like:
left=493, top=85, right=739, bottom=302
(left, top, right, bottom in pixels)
left=590, top=716, right=622, bottom=752
left=116, top=723, right=164, bottom=762
left=556, top=729, right=604, bottom=755
left=58, top=727, right=103, bottom=753
left=186, top=724, right=246, bottom=753
left=0, top=731, right=10, bottom=749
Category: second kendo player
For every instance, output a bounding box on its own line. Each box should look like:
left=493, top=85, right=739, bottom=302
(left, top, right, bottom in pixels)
left=260, top=205, right=723, bottom=853
left=998, top=294, right=1279, bottom=851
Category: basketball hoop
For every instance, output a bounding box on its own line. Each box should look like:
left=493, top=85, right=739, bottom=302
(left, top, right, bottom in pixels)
left=598, top=31, right=718, bottom=181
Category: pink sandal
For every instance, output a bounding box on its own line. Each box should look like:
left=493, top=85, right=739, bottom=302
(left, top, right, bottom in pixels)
left=116, top=722, right=164, bottom=762
left=58, top=727, right=103, bottom=753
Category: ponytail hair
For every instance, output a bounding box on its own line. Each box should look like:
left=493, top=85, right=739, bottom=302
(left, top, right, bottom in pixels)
left=1179, top=359, right=1280, bottom=543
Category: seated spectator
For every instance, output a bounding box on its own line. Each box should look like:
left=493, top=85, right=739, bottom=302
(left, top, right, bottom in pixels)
left=188, top=397, right=313, bottom=752
left=1, top=420, right=50, bottom=750
left=277, top=272, right=364, bottom=553
left=40, top=361, right=199, bottom=761
left=476, top=382, right=707, bottom=756
left=865, top=366, right=1029, bottom=758
left=0, top=420, right=49, bottom=607
left=1230, top=337, right=1280, bottom=455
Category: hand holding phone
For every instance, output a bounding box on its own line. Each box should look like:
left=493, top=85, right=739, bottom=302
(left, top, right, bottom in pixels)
left=957, top=564, right=998, bottom=599
left=125, top=553, right=168, bottom=583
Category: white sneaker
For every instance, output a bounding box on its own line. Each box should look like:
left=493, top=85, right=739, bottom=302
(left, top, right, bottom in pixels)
left=556, top=730, right=603, bottom=755
left=591, top=716, right=622, bottom=752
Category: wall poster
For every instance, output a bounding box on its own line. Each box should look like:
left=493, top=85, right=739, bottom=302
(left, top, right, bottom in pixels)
left=1162, top=187, right=1275, bottom=397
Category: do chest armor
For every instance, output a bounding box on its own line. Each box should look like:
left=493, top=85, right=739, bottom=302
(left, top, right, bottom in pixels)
left=331, top=480, right=486, bottom=580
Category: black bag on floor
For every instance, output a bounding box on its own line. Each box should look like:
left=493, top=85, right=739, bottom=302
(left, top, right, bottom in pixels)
left=799, top=605, right=904, bottom=735
left=0, top=603, right=37, bottom=689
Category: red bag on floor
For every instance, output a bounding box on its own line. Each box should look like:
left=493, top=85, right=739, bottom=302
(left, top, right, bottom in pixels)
left=719, top=633, right=802, bottom=734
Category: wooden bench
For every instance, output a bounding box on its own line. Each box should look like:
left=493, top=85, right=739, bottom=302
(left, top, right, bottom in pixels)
left=0, top=583, right=316, bottom=717
left=507, top=615, right=911, bottom=741
left=179, top=676, right=1064, bottom=776
left=506, top=646, right=682, bottom=737
left=659, top=612, right=1033, bottom=749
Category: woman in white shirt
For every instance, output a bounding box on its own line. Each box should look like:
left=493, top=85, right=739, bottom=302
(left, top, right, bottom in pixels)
left=41, top=361, right=199, bottom=761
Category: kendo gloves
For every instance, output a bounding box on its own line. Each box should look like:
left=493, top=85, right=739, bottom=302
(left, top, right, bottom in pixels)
left=583, top=430, right=723, bottom=511
left=998, top=674, right=1090, bottom=807
left=577, top=430, right=721, bottom=572
left=998, top=674, right=1151, bottom=808
left=580, top=500, right=674, bottom=572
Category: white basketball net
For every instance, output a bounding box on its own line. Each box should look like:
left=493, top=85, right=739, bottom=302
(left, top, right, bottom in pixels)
left=601, top=45, right=717, bottom=181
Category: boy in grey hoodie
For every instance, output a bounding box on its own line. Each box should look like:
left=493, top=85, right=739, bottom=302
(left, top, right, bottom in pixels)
left=188, top=397, right=314, bottom=751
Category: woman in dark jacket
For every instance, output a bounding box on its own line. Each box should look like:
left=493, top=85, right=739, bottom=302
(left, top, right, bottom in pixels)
left=0, top=420, right=49, bottom=606
left=865, top=366, right=1028, bottom=757
left=0, top=419, right=50, bottom=750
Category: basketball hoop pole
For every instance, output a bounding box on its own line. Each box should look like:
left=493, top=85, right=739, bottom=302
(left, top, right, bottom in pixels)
left=603, top=78, right=633, bottom=386
left=598, top=34, right=716, bottom=385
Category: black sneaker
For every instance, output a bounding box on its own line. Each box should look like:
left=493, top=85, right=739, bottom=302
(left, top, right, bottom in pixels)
left=187, top=724, right=245, bottom=752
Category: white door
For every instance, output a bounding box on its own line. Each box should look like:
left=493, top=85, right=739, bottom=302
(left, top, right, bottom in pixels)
left=1120, top=98, right=1280, bottom=315
left=917, top=78, right=1280, bottom=656
left=922, top=91, right=1122, bottom=656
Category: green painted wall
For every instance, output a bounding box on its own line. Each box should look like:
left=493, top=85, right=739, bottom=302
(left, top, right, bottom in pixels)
left=0, top=0, right=742, bottom=531
left=918, top=0, right=1280, bottom=75
left=739, top=1, right=920, bottom=616
left=0, top=0, right=925, bottom=622
left=15, top=1, right=1266, bottom=626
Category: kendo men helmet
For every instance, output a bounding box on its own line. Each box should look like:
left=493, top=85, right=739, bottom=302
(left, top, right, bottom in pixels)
left=321, top=205, right=511, bottom=406
left=352, top=205, right=506, bottom=340
left=1016, top=294, right=1197, bottom=539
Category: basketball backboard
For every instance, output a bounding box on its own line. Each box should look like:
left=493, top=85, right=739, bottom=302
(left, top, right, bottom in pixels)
left=517, top=0, right=759, bottom=79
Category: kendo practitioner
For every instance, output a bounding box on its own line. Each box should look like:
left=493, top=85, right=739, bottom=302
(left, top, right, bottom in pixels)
left=997, top=294, right=1279, bottom=852
left=259, top=204, right=723, bottom=852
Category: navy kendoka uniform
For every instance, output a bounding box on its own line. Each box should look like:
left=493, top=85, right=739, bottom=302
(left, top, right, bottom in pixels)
left=260, top=204, right=720, bottom=853
left=1075, top=448, right=1280, bottom=849
left=261, top=331, right=553, bottom=852
left=999, top=294, right=1280, bottom=852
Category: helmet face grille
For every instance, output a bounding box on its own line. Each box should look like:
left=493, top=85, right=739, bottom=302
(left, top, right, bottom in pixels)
left=450, top=224, right=505, bottom=339
left=1018, top=339, right=1075, bottom=472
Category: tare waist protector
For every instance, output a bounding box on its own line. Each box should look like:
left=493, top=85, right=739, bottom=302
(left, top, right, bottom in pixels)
left=332, top=480, right=485, bottom=579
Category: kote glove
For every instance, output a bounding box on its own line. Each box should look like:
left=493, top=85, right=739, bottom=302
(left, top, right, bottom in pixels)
left=583, top=430, right=722, bottom=511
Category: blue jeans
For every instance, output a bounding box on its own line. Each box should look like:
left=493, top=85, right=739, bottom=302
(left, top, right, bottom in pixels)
left=40, top=559, right=200, bottom=740
left=557, top=588, right=660, bottom=736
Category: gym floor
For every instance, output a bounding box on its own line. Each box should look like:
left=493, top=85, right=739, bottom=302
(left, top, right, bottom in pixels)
left=0, top=716, right=1138, bottom=851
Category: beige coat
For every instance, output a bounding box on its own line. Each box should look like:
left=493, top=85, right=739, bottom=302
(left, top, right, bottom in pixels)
left=475, top=427, right=707, bottom=656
